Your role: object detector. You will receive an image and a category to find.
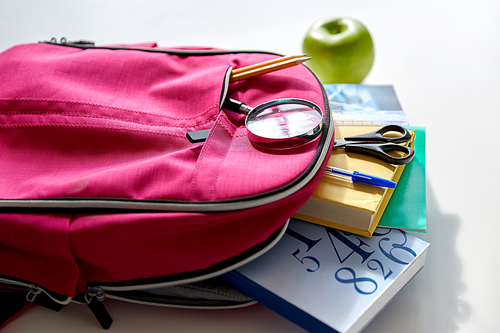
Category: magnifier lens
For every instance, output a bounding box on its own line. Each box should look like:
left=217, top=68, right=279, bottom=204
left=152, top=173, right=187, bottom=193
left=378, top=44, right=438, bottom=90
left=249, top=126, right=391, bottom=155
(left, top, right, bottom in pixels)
left=245, top=100, right=323, bottom=148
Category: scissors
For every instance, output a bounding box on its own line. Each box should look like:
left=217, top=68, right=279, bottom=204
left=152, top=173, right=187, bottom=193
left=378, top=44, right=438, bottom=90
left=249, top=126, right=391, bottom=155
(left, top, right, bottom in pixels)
left=333, top=125, right=415, bottom=165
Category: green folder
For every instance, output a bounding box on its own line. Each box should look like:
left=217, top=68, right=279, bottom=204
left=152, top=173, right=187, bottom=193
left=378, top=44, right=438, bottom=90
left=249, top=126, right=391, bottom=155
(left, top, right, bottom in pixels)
left=378, top=127, right=427, bottom=232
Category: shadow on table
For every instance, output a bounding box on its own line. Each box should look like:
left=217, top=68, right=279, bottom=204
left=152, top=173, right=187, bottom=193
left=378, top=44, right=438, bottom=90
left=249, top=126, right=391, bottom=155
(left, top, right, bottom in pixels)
left=364, top=180, right=471, bottom=333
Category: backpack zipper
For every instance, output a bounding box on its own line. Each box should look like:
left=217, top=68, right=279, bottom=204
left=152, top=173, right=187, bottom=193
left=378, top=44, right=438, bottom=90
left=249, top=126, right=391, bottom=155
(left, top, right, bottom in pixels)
left=0, top=276, right=72, bottom=309
left=81, top=284, right=257, bottom=330
left=45, top=37, right=95, bottom=47
left=75, top=218, right=287, bottom=328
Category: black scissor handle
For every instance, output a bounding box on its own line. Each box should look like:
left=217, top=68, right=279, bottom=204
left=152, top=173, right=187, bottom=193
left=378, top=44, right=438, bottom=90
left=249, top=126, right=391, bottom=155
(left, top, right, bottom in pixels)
left=344, top=142, right=415, bottom=165
left=344, top=125, right=411, bottom=144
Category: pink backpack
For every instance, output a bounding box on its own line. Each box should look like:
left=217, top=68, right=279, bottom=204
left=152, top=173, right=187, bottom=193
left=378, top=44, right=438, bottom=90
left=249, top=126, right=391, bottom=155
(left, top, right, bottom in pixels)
left=0, top=40, right=334, bottom=329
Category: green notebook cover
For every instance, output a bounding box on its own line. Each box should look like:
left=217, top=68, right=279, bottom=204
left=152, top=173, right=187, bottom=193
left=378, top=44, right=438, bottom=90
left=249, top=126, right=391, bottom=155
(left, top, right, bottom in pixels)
left=378, top=127, right=426, bottom=232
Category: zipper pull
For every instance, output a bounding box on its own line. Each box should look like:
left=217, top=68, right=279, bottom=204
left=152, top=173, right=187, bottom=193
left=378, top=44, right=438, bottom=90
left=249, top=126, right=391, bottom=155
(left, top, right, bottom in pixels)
left=26, top=287, right=64, bottom=312
left=85, top=287, right=113, bottom=330
left=25, top=287, right=42, bottom=303
left=44, top=37, right=95, bottom=47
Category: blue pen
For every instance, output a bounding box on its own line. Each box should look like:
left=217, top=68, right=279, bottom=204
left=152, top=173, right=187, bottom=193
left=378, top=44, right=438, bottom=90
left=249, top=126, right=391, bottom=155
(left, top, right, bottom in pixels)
left=324, top=166, right=397, bottom=188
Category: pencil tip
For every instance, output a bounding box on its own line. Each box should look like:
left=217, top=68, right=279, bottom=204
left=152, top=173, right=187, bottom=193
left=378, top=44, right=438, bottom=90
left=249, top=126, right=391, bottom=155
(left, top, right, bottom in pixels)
left=298, top=57, right=312, bottom=64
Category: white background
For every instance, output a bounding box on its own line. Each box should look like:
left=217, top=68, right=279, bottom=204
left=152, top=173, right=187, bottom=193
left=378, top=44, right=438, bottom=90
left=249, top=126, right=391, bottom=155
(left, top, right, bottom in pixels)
left=1, top=0, right=499, bottom=332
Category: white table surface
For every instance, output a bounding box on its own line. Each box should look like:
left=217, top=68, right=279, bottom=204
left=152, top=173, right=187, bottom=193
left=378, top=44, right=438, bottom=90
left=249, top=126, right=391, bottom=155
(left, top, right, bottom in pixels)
left=1, top=0, right=499, bottom=332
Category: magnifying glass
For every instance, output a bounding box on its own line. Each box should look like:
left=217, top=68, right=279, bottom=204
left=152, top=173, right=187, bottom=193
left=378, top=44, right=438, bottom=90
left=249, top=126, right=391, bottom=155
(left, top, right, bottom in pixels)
left=187, top=98, right=324, bottom=149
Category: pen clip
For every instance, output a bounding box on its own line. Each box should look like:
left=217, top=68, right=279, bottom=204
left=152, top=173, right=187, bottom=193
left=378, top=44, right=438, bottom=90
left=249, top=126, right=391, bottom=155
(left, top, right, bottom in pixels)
left=350, top=170, right=396, bottom=188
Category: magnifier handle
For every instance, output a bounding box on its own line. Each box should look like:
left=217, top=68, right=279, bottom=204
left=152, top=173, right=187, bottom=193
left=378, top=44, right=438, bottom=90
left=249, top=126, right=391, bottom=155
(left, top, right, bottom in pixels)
left=222, top=98, right=253, bottom=115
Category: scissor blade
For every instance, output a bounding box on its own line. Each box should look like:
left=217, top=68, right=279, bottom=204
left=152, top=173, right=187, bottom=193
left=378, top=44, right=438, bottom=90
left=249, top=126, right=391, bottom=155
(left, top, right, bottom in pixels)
left=334, top=140, right=382, bottom=148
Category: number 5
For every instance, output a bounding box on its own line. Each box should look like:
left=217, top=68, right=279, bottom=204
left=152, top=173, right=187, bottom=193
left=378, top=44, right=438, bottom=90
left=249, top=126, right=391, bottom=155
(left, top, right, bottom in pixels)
left=292, top=248, right=320, bottom=272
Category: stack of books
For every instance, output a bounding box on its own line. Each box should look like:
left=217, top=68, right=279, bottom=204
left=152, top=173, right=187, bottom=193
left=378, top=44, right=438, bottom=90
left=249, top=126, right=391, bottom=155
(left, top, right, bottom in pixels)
left=223, top=85, right=428, bottom=333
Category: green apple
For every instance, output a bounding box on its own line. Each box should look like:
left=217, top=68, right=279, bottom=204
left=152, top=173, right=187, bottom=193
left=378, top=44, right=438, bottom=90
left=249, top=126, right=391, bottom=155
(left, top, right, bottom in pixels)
left=302, top=17, right=374, bottom=83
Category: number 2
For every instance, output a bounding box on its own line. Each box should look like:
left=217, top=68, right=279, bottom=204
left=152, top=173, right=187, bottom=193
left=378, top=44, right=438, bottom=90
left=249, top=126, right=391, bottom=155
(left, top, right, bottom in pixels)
left=367, top=259, right=393, bottom=280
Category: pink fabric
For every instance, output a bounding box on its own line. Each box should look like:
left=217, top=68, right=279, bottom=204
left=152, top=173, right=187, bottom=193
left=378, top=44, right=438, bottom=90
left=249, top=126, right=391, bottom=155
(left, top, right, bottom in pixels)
left=0, top=43, right=321, bottom=202
left=0, top=213, right=79, bottom=296
left=69, top=187, right=317, bottom=283
left=0, top=43, right=330, bottom=298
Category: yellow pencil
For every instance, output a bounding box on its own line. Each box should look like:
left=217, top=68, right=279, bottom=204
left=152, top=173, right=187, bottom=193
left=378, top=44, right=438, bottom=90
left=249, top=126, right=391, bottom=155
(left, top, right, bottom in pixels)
left=230, top=56, right=311, bottom=82
left=231, top=55, right=307, bottom=75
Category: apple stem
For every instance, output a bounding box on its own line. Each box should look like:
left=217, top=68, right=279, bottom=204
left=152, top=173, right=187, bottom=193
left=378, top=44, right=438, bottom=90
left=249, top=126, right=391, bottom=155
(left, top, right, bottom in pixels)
left=336, top=23, right=345, bottom=34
